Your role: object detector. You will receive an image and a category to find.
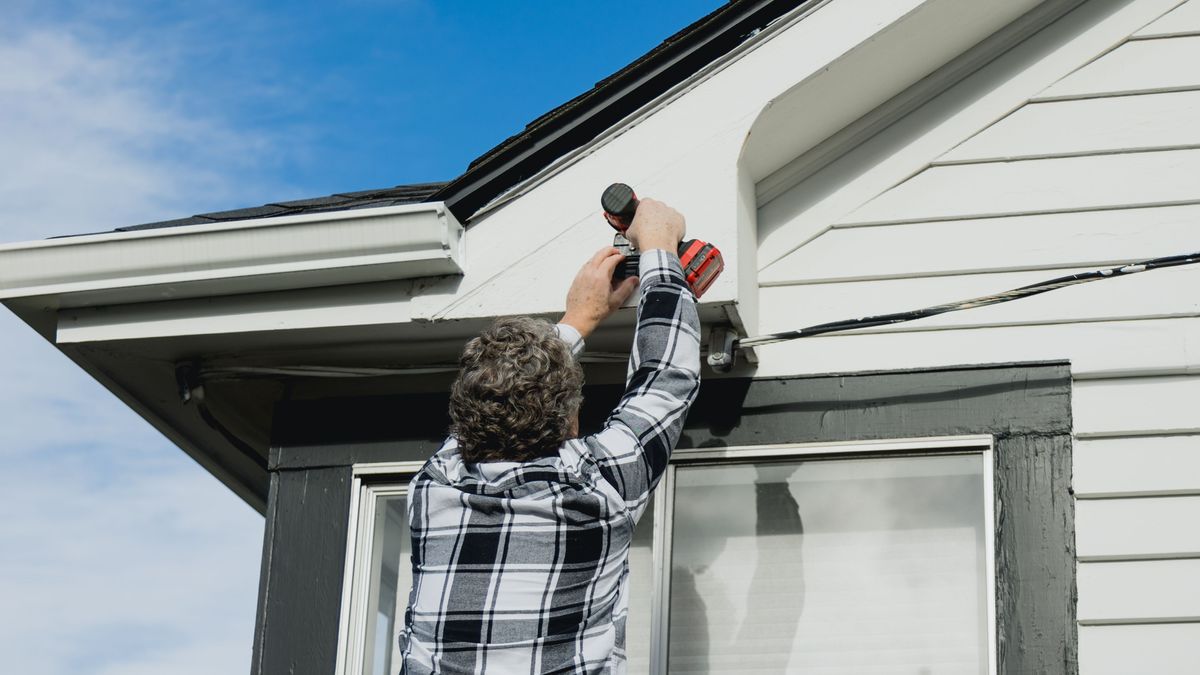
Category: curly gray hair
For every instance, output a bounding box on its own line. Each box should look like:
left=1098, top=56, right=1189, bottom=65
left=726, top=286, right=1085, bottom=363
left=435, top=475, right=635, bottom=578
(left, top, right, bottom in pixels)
left=449, top=316, right=584, bottom=463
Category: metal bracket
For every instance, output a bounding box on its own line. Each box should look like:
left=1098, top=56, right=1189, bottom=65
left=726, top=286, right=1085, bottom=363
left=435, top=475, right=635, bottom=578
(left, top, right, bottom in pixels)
left=706, top=327, right=737, bottom=373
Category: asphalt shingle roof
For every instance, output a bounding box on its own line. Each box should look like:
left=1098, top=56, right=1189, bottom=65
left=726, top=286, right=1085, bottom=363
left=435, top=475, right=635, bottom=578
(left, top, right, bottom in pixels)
left=116, top=182, right=446, bottom=232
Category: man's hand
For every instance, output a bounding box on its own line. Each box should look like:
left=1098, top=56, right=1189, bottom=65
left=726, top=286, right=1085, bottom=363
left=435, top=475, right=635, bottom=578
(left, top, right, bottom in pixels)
left=626, top=198, right=685, bottom=255
left=561, top=247, right=640, bottom=339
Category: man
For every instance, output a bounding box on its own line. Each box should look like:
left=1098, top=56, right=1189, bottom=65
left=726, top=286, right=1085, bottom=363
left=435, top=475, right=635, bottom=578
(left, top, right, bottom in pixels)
left=400, top=199, right=701, bottom=674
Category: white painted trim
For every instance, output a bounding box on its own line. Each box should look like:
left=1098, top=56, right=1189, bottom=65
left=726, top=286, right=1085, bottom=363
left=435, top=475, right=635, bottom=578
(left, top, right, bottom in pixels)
left=334, top=466, right=422, bottom=675
left=333, top=472, right=367, bottom=675
left=982, top=444, right=998, bottom=675
left=671, top=434, right=993, bottom=462
left=649, top=467, right=675, bottom=675
left=351, top=461, right=428, bottom=476
left=0, top=202, right=463, bottom=307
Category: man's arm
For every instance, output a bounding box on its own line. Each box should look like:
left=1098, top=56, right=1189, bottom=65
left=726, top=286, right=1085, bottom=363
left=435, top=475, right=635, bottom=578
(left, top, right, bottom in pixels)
left=585, top=249, right=700, bottom=510
left=560, top=199, right=701, bottom=512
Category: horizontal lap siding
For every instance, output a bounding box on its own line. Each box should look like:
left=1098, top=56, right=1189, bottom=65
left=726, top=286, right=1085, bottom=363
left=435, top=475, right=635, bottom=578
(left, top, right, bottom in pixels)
left=1039, top=33, right=1200, bottom=100
left=1079, top=624, right=1200, bottom=674
left=1074, top=376, right=1200, bottom=437
left=840, top=148, right=1200, bottom=225
left=1074, top=435, right=1200, bottom=498
left=751, top=317, right=1200, bottom=379
left=760, top=265, right=1200, bottom=332
left=939, top=90, right=1200, bottom=162
left=1078, top=559, right=1200, bottom=622
left=761, top=204, right=1200, bottom=285
left=1075, top=496, right=1200, bottom=561
left=1134, top=0, right=1200, bottom=37
left=757, top=9, right=1200, bottom=670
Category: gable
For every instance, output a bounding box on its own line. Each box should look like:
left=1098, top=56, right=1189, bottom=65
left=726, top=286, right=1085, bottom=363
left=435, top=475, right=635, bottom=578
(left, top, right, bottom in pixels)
left=754, top=0, right=1197, bottom=378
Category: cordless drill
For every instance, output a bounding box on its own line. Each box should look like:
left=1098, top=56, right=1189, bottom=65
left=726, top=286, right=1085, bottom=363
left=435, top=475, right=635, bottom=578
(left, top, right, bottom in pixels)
left=600, top=183, right=724, bottom=298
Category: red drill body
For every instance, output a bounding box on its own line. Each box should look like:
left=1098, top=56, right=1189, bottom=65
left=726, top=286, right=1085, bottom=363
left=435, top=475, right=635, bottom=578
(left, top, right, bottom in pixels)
left=600, top=183, right=724, bottom=298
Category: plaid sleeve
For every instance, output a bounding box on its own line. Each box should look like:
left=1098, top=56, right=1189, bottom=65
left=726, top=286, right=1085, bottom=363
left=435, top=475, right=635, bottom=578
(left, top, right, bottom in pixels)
left=582, top=248, right=701, bottom=513
left=553, top=322, right=585, bottom=359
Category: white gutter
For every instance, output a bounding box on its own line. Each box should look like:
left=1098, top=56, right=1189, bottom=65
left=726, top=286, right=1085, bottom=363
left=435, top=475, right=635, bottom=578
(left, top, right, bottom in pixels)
left=0, top=202, right=463, bottom=309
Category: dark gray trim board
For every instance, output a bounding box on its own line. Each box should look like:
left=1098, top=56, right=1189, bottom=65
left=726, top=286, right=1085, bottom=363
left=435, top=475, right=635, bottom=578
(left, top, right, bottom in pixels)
left=251, top=467, right=354, bottom=675
left=255, top=362, right=1075, bottom=675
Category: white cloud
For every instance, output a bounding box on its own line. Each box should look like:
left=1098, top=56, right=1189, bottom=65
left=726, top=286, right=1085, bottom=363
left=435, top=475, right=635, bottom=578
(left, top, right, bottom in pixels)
left=0, top=16, right=270, bottom=675
left=0, top=27, right=278, bottom=239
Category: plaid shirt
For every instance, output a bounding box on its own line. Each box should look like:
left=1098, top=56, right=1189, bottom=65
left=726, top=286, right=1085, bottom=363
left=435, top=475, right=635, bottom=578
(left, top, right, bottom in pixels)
left=401, top=250, right=701, bottom=674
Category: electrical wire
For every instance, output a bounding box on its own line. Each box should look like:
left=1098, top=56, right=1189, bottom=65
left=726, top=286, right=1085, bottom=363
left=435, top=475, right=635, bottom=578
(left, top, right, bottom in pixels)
left=197, top=352, right=632, bottom=380
left=736, top=249, right=1200, bottom=350
left=185, top=250, right=1200, bottom=378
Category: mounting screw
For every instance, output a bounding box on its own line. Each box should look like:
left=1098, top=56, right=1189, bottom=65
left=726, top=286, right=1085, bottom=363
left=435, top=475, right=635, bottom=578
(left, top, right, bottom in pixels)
left=706, top=327, right=737, bottom=373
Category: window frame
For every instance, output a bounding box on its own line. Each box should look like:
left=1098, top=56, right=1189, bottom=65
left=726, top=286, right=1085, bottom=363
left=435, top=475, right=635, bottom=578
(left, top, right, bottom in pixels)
left=334, top=436, right=997, bottom=675
left=652, top=434, right=998, bottom=675
left=334, top=461, right=425, bottom=675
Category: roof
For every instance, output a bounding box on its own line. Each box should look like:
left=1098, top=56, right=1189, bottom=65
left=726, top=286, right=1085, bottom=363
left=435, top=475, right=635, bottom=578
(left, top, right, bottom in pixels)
left=109, top=0, right=809, bottom=234
left=433, top=0, right=812, bottom=222
left=115, top=181, right=446, bottom=232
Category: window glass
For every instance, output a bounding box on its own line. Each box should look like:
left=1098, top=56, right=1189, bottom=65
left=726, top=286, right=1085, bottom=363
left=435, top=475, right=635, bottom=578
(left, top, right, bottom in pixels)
left=362, top=494, right=410, bottom=675
left=626, top=494, right=655, bottom=673
left=667, top=454, right=988, bottom=674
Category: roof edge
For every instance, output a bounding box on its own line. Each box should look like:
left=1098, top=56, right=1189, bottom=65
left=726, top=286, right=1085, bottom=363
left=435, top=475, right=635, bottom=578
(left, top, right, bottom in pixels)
left=432, top=0, right=819, bottom=222
left=0, top=202, right=464, bottom=308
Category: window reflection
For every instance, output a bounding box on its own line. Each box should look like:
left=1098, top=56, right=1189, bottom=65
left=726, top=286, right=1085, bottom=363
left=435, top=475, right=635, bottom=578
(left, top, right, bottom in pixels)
left=668, top=454, right=988, bottom=674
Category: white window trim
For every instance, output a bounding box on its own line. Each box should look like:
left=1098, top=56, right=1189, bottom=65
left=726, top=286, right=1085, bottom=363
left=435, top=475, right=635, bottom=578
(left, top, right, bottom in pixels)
left=333, top=436, right=997, bottom=675
left=334, top=461, right=425, bottom=675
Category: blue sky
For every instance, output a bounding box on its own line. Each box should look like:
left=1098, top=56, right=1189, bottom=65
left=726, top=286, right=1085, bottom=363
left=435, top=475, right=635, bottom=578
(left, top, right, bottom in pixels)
left=0, top=1, right=720, bottom=672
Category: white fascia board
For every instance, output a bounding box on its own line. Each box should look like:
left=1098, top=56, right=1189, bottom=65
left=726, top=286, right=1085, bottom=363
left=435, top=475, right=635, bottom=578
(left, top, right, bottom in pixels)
left=0, top=202, right=463, bottom=309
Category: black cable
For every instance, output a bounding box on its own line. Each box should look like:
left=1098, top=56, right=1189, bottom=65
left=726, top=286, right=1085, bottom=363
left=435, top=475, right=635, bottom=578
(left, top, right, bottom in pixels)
left=175, top=362, right=268, bottom=471
left=736, top=249, right=1200, bottom=350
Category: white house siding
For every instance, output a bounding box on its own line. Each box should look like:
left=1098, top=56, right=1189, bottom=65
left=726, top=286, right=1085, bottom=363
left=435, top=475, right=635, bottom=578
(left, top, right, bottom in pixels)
left=752, top=0, right=1200, bottom=671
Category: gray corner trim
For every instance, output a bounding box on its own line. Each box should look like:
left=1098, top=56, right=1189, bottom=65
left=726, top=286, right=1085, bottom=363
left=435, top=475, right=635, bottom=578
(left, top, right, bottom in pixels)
left=251, top=466, right=354, bottom=675
left=250, top=472, right=280, bottom=674
left=994, top=433, right=1077, bottom=673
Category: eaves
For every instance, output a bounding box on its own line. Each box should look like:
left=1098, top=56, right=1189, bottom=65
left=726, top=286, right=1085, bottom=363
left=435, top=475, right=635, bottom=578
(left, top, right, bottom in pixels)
left=0, top=203, right=463, bottom=314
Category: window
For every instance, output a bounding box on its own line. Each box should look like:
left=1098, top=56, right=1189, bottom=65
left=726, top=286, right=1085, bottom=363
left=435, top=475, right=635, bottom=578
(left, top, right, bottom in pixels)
left=336, top=437, right=995, bottom=675
left=335, top=462, right=424, bottom=675
left=662, top=439, right=996, bottom=674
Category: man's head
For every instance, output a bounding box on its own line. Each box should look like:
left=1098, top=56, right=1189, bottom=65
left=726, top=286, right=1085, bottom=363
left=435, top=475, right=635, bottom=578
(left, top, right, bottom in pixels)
left=449, top=316, right=584, bottom=464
